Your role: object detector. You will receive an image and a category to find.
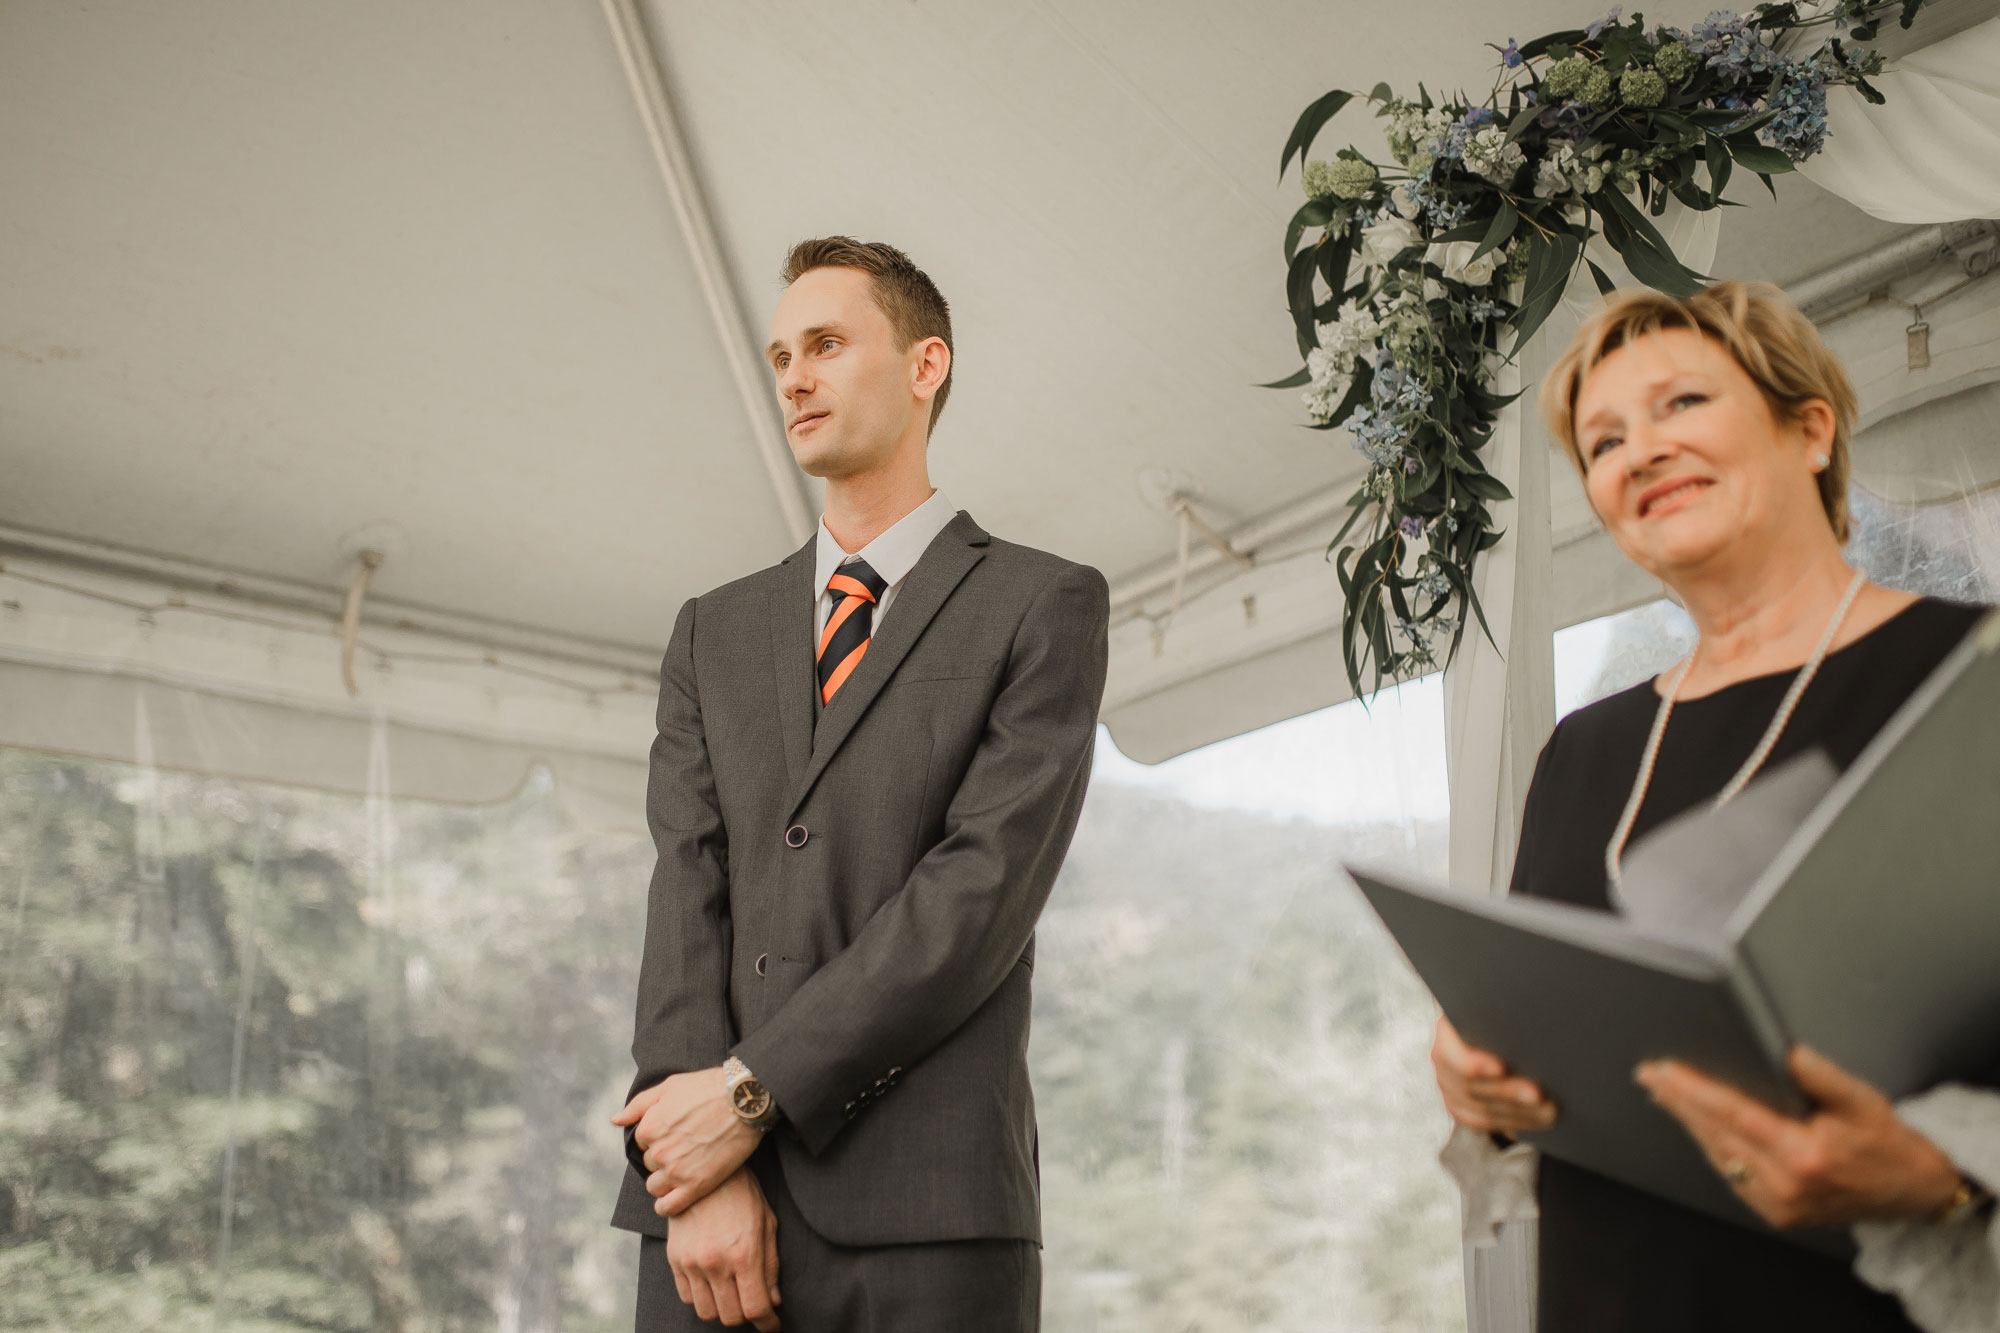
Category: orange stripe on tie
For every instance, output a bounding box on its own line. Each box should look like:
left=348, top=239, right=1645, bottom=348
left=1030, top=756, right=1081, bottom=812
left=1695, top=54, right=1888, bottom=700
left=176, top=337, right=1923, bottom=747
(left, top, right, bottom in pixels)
left=817, top=592, right=868, bottom=658
left=827, top=572, right=879, bottom=603
left=820, top=639, right=868, bottom=704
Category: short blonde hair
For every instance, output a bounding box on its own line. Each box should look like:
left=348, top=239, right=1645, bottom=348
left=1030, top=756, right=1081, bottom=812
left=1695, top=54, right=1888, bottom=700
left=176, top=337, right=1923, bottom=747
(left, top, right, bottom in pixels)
left=1539, top=280, right=1856, bottom=542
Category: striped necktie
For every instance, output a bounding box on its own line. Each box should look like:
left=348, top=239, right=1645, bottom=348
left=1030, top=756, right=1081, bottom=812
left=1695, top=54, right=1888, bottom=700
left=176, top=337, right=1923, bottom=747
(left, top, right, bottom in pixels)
left=817, top=558, right=889, bottom=706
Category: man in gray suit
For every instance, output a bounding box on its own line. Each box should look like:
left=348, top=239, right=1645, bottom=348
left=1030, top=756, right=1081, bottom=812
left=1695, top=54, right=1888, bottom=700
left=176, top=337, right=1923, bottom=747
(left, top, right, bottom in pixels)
left=610, top=237, right=1110, bottom=1330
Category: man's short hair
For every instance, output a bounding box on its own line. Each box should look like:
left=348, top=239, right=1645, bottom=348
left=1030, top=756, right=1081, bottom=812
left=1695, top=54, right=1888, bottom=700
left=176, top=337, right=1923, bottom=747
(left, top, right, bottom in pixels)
left=781, top=237, right=954, bottom=430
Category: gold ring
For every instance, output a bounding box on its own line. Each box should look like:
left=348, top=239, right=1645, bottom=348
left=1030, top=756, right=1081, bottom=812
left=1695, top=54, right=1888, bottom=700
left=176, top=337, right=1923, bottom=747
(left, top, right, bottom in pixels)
left=1722, top=1158, right=1754, bottom=1186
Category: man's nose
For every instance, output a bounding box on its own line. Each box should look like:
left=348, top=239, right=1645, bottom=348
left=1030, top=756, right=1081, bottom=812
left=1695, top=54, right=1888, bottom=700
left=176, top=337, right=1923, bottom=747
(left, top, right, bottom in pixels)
left=778, top=359, right=810, bottom=400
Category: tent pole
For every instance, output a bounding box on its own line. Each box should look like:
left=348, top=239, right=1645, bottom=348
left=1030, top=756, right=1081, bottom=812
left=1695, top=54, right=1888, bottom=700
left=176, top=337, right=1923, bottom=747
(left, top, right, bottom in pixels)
left=598, top=0, right=816, bottom=549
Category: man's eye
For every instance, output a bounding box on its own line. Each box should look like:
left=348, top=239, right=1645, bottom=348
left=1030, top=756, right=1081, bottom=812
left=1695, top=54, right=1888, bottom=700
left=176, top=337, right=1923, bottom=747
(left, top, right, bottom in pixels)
left=820, top=339, right=837, bottom=353
left=774, top=356, right=788, bottom=370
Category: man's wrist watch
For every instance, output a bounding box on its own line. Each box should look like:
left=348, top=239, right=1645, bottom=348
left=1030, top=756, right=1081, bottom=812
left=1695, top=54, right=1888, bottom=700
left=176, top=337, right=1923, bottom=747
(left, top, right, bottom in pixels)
left=723, top=1055, right=780, bottom=1132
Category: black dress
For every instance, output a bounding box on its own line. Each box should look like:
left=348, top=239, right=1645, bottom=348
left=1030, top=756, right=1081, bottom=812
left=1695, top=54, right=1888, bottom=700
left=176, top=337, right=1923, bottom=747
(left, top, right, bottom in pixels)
left=1510, top=596, right=1995, bottom=1332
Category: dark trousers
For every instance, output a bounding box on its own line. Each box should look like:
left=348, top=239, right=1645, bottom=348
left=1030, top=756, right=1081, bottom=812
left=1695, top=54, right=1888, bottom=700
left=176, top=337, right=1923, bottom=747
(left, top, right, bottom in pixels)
left=634, top=1152, right=1040, bottom=1332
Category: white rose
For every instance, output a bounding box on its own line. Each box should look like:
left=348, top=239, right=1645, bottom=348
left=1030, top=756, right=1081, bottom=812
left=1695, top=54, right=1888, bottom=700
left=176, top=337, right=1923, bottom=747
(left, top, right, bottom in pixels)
left=1391, top=182, right=1423, bottom=219
left=1423, top=277, right=1448, bottom=302
left=1360, top=215, right=1423, bottom=270
left=1426, top=239, right=1500, bottom=288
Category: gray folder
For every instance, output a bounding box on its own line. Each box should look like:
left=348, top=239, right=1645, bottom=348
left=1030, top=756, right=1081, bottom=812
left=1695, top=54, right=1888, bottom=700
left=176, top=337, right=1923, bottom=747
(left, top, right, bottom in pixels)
left=1349, top=609, right=2000, bottom=1246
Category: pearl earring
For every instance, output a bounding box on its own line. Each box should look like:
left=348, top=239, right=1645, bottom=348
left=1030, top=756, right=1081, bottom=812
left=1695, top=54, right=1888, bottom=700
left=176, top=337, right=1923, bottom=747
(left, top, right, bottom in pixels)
left=1815, top=453, right=1830, bottom=470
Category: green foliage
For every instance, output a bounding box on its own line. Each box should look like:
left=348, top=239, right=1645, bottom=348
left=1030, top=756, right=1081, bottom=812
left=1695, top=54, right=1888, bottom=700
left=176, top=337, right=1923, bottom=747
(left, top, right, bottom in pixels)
left=1035, top=784, right=1461, bottom=1332
left=0, top=752, right=649, bottom=1332
left=1272, top=0, right=1930, bottom=699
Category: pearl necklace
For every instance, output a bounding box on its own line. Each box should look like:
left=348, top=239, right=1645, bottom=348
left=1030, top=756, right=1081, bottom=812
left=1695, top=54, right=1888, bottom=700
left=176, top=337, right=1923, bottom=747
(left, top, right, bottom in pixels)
left=1604, top=569, right=1869, bottom=893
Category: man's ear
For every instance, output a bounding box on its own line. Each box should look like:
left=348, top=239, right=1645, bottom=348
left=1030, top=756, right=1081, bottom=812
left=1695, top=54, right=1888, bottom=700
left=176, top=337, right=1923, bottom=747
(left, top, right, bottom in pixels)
left=911, top=336, right=950, bottom=403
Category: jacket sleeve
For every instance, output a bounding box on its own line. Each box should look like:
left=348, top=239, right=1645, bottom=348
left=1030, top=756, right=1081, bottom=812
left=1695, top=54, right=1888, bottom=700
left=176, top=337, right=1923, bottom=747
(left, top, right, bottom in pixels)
left=623, top=596, right=736, bottom=1174
left=731, top=561, right=1111, bottom=1154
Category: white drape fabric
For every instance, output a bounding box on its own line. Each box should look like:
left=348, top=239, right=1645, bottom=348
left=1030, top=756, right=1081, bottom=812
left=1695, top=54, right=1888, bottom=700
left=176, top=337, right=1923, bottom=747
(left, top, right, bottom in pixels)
left=1442, top=343, right=1555, bottom=1332
left=1442, top=199, right=1720, bottom=1333
left=1799, top=15, right=2000, bottom=224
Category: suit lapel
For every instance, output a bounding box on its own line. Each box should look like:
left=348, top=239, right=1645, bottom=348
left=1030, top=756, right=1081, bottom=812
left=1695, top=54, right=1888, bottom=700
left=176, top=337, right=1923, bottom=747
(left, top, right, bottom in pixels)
left=787, top=512, right=988, bottom=814
left=768, top=537, right=818, bottom=788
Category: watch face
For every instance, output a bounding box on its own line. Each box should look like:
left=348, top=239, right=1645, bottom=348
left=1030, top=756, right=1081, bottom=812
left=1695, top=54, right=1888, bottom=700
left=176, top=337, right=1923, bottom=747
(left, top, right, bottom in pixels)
left=731, top=1078, right=772, bottom=1121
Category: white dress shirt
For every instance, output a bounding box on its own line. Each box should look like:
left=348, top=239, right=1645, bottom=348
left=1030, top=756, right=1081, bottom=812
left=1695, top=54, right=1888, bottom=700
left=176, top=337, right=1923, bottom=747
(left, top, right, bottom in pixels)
left=812, top=488, right=959, bottom=647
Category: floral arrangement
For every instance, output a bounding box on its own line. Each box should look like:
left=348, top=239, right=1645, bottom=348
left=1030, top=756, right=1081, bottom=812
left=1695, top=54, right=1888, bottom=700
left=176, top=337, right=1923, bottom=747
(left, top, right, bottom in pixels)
left=1276, top=0, right=1928, bottom=696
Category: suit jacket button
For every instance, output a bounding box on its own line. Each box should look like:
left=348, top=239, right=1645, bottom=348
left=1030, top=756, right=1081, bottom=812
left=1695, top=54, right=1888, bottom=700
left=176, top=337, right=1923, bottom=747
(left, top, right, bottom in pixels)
left=784, top=824, right=809, bottom=848
left=754, top=953, right=768, bottom=978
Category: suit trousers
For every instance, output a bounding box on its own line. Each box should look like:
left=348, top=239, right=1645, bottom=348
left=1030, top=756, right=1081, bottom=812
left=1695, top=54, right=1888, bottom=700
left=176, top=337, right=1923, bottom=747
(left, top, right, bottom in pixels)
left=634, top=1149, right=1040, bottom=1332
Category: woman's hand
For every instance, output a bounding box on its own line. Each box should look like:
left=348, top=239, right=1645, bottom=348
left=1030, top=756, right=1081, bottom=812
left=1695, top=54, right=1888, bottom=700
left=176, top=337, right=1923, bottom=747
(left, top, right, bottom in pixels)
left=1637, top=1045, right=1964, bottom=1229
left=1432, top=1016, right=1557, bottom=1134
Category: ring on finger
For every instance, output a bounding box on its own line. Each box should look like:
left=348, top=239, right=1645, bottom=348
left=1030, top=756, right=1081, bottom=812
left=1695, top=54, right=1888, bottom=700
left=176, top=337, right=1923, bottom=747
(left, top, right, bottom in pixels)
left=1721, top=1157, right=1754, bottom=1186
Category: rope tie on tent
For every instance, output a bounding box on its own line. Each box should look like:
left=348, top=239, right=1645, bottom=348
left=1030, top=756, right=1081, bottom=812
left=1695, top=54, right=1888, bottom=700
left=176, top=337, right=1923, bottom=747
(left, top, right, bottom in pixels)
left=339, top=549, right=384, bottom=697
left=1149, top=495, right=1255, bottom=656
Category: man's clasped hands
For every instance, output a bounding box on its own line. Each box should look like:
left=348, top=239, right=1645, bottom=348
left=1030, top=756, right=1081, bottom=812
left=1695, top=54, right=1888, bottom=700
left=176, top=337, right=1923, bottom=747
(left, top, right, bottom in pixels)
left=613, top=1069, right=782, bottom=1331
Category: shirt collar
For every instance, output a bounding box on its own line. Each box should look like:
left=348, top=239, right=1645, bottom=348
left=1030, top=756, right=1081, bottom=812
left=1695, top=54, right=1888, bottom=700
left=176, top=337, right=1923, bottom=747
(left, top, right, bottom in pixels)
left=813, top=489, right=958, bottom=596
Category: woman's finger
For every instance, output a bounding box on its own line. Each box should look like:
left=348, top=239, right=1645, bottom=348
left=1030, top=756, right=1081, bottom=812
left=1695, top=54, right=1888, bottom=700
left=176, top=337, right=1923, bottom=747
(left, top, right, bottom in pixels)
left=1447, top=1090, right=1555, bottom=1134
left=1435, top=1017, right=1506, bottom=1080
left=1788, top=1045, right=1880, bottom=1114
left=1639, top=1059, right=1792, bottom=1156
left=1469, top=1075, right=1548, bottom=1107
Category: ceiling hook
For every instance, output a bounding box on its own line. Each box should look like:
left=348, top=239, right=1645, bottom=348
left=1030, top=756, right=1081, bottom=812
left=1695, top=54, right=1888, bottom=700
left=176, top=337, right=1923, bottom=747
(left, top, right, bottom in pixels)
left=339, top=549, right=384, bottom=697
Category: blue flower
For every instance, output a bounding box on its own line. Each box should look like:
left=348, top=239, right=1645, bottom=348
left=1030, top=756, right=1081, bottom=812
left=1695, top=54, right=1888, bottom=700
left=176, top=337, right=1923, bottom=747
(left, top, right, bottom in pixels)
left=1488, top=38, right=1523, bottom=68
left=1399, top=514, right=1427, bottom=538
left=1584, top=5, right=1624, bottom=40
left=1689, top=10, right=1778, bottom=83
left=1462, top=106, right=1497, bottom=127
left=1403, top=455, right=1423, bottom=475
left=1537, top=102, right=1589, bottom=139
left=1760, top=58, right=1832, bottom=160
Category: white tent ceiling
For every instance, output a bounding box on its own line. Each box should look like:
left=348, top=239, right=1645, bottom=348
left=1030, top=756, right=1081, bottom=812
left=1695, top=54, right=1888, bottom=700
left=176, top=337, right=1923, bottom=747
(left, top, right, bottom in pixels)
left=1, top=0, right=1986, bottom=802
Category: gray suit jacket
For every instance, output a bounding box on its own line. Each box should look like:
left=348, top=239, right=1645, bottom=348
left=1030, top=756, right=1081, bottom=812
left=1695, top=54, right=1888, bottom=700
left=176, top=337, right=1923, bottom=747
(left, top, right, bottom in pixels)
left=610, top=511, right=1110, bottom=1247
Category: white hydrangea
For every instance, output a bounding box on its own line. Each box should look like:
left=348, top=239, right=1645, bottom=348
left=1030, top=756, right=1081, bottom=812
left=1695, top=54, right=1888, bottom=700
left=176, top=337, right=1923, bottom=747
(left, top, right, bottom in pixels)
left=1380, top=285, right=1435, bottom=362
left=1532, top=143, right=1610, bottom=199
left=1463, top=126, right=1527, bottom=187
left=1317, top=298, right=1383, bottom=368
left=1533, top=153, right=1572, bottom=199
left=1302, top=345, right=1352, bottom=424
left=1384, top=101, right=1456, bottom=175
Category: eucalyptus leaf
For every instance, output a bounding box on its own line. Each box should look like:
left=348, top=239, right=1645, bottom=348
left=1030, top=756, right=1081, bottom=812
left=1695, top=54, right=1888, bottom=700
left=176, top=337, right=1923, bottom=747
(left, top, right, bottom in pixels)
left=1459, top=471, right=1513, bottom=502
left=1287, top=247, right=1320, bottom=358
left=1471, top=200, right=1519, bottom=263
left=1284, top=198, right=1336, bottom=262
left=1705, top=134, right=1733, bottom=204
left=1316, top=228, right=1356, bottom=301
left=1280, top=89, right=1356, bottom=180
left=1518, top=28, right=1586, bottom=59
left=1258, top=366, right=1312, bottom=389
left=1725, top=134, right=1796, bottom=176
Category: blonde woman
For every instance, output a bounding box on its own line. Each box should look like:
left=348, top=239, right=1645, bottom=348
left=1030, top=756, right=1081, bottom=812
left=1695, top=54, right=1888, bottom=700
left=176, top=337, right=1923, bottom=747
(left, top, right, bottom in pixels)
left=1432, top=282, right=1998, bottom=1332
